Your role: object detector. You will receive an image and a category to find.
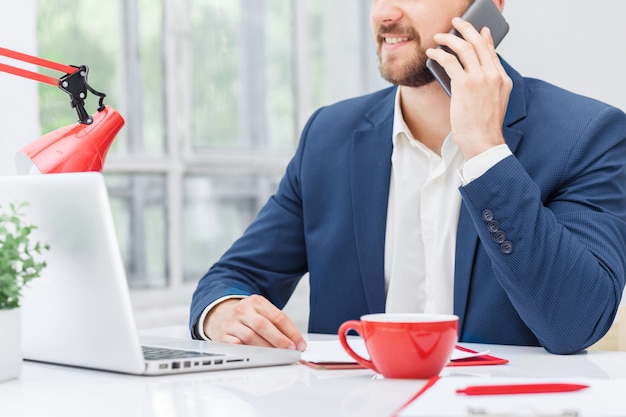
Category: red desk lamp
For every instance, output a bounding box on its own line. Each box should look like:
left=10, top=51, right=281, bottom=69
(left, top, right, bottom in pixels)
left=0, top=46, right=124, bottom=174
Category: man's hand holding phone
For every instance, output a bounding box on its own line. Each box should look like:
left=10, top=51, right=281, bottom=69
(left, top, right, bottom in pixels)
left=426, top=16, right=512, bottom=160
left=426, top=0, right=510, bottom=96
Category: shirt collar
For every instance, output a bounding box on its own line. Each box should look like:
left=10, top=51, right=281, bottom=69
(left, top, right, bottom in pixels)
left=391, top=88, right=458, bottom=162
left=392, top=87, right=414, bottom=148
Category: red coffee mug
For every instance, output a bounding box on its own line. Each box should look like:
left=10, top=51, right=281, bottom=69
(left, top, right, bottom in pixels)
left=338, top=313, right=458, bottom=379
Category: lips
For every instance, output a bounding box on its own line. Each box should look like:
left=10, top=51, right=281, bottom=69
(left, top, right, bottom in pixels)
left=385, top=37, right=410, bottom=45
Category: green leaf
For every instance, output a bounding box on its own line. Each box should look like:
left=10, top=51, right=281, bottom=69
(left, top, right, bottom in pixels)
left=0, top=202, right=49, bottom=310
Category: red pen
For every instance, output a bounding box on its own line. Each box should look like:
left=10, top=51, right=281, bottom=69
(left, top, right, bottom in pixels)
left=456, top=383, right=589, bottom=396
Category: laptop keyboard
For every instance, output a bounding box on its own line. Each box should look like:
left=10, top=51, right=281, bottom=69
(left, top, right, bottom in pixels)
left=142, top=346, right=220, bottom=360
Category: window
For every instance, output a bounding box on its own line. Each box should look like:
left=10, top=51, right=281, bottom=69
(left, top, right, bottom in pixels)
left=35, top=0, right=385, bottom=327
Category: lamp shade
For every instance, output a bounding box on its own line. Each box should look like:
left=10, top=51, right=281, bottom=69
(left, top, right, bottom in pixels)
left=15, top=105, right=124, bottom=175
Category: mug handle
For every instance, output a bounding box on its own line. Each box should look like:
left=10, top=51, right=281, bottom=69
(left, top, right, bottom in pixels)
left=338, top=320, right=377, bottom=372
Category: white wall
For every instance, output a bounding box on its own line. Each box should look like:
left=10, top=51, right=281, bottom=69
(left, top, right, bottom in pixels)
left=0, top=0, right=39, bottom=176
left=498, top=0, right=626, bottom=111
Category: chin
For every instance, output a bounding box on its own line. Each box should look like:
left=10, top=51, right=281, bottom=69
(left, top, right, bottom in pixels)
left=378, top=52, right=434, bottom=88
left=380, top=67, right=435, bottom=88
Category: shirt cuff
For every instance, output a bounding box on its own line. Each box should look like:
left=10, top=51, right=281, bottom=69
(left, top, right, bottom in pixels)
left=458, top=144, right=512, bottom=185
left=195, top=295, right=248, bottom=340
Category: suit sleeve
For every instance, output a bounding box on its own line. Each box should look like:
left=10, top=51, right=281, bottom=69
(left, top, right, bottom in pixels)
left=459, top=105, right=626, bottom=354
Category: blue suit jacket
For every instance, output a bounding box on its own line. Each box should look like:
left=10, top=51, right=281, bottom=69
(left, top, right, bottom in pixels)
left=191, top=61, right=626, bottom=354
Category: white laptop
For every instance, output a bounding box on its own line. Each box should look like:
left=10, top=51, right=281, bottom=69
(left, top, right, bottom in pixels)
left=0, top=172, right=300, bottom=375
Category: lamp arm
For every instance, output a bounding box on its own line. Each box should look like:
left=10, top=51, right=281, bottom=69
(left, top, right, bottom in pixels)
left=0, top=46, right=77, bottom=82
left=0, top=46, right=107, bottom=125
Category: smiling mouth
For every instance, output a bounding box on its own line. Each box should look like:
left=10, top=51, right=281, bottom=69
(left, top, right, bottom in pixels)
left=384, top=37, right=410, bottom=45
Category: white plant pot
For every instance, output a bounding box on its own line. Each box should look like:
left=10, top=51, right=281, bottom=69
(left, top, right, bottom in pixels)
left=0, top=308, right=22, bottom=382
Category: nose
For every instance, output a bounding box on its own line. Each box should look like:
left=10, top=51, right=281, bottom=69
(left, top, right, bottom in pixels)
left=370, top=0, right=403, bottom=25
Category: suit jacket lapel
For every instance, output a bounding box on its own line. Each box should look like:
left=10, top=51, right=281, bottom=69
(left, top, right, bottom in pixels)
left=351, top=88, right=395, bottom=313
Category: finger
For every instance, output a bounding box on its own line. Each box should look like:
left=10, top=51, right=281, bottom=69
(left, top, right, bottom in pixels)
left=219, top=332, right=269, bottom=347
left=432, top=31, right=480, bottom=72
left=475, top=26, right=512, bottom=97
left=425, top=44, right=465, bottom=82
left=243, top=295, right=306, bottom=351
left=450, top=17, right=501, bottom=69
left=480, top=26, right=496, bottom=49
left=452, top=17, right=488, bottom=47
left=266, top=307, right=308, bottom=352
left=479, top=27, right=510, bottom=81
left=222, top=322, right=276, bottom=348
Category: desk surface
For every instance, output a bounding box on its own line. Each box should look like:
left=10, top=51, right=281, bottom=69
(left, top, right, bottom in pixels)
left=3, top=333, right=626, bottom=417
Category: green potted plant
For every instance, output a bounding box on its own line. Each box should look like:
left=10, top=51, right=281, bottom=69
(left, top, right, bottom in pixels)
left=0, top=202, right=48, bottom=382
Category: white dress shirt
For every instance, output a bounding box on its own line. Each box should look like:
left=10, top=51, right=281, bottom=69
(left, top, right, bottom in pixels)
left=384, top=87, right=512, bottom=314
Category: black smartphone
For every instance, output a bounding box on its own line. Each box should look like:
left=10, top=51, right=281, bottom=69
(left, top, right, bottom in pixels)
left=425, top=0, right=509, bottom=96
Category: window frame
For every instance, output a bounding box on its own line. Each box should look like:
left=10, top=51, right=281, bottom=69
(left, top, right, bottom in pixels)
left=104, top=0, right=385, bottom=328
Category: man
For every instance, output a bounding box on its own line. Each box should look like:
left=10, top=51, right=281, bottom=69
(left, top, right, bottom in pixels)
left=190, top=0, right=626, bottom=354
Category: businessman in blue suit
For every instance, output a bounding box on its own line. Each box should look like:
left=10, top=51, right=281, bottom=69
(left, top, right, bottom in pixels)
left=190, top=0, right=626, bottom=354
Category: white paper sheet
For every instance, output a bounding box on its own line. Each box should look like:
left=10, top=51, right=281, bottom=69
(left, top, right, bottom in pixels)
left=396, top=376, right=626, bottom=417
left=301, top=339, right=490, bottom=364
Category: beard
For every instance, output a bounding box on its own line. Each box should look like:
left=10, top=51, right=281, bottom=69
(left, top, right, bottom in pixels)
left=377, top=52, right=436, bottom=88
left=376, top=23, right=436, bottom=88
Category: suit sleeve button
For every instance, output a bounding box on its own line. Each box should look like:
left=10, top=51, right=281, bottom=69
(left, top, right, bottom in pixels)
left=487, top=220, right=500, bottom=233
left=494, top=231, right=506, bottom=244
left=501, top=241, right=514, bottom=254
left=481, top=209, right=494, bottom=222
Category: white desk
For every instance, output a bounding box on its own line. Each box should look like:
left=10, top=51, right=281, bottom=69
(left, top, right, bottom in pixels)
left=2, top=336, right=626, bottom=417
